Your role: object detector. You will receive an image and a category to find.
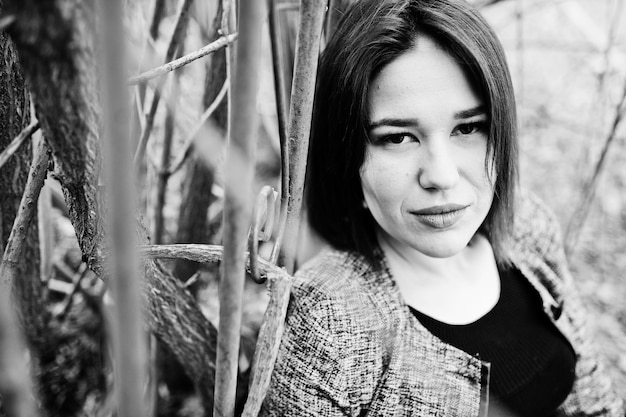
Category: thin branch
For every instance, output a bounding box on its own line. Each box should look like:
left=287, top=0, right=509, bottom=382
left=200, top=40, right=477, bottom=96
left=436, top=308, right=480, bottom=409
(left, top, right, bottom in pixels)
left=279, top=0, right=327, bottom=274
left=129, top=34, right=238, bottom=85
left=133, top=0, right=195, bottom=166
left=268, top=0, right=290, bottom=264
left=149, top=0, right=167, bottom=40
left=214, top=0, right=265, bottom=415
left=0, top=120, right=40, bottom=170
left=167, top=78, right=229, bottom=175
left=565, top=77, right=626, bottom=256
left=153, top=61, right=182, bottom=244
left=0, top=137, right=48, bottom=417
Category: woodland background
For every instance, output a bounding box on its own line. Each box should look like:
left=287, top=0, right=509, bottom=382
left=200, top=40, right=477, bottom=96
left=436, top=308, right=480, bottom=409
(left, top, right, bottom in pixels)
left=0, top=0, right=624, bottom=416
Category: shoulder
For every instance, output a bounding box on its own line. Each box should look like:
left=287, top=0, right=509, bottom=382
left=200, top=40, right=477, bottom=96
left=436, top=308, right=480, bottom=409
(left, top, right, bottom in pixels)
left=289, top=248, right=390, bottom=331
left=266, top=249, right=388, bottom=413
left=293, top=247, right=373, bottom=299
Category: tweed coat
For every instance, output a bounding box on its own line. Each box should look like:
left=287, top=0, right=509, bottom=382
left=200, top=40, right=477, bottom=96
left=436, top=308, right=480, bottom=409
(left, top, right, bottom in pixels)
left=261, top=192, right=624, bottom=416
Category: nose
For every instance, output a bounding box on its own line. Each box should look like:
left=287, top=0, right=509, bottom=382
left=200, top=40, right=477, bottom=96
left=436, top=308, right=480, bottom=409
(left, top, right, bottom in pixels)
left=417, top=141, right=460, bottom=191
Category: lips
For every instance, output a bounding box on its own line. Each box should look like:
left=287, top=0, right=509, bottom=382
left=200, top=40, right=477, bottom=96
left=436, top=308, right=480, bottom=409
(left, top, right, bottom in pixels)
left=410, top=204, right=469, bottom=229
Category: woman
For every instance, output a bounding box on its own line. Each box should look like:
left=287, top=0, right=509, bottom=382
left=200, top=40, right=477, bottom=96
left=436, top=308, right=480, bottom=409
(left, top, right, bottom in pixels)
left=262, top=0, right=623, bottom=416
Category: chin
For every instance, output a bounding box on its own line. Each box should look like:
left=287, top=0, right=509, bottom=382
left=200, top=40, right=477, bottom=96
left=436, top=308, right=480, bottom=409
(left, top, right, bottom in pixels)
left=412, top=234, right=475, bottom=259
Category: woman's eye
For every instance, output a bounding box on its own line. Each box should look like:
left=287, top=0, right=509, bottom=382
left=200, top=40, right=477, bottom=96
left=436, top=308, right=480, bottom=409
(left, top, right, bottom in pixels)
left=455, top=121, right=486, bottom=136
left=381, top=134, right=414, bottom=144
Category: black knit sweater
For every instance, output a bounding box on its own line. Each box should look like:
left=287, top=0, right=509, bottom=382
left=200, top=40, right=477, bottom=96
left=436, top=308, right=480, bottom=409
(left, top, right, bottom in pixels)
left=411, top=267, right=577, bottom=417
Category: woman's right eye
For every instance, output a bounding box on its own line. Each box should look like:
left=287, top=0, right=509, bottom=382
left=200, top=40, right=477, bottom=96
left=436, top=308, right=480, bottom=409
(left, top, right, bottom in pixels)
left=380, top=133, right=415, bottom=144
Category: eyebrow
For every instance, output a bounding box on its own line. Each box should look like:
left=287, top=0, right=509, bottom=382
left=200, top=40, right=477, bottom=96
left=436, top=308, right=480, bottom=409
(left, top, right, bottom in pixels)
left=453, top=105, right=487, bottom=120
left=367, top=105, right=487, bottom=130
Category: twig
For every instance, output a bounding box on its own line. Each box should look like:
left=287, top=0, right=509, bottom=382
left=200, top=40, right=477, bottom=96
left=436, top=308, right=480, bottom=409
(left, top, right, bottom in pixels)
left=167, top=78, right=229, bottom=175
left=565, top=77, right=626, bottom=256
left=153, top=61, right=182, bottom=244
left=241, top=269, right=292, bottom=417
left=149, top=0, right=167, bottom=40
left=214, top=0, right=266, bottom=415
left=133, top=0, right=195, bottom=166
left=0, top=136, right=48, bottom=417
left=0, top=120, right=40, bottom=170
left=278, top=0, right=326, bottom=274
left=100, top=0, right=146, bottom=415
left=129, top=34, right=238, bottom=85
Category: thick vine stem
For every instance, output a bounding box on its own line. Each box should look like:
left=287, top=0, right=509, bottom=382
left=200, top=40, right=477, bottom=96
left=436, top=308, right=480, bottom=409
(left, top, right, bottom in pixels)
left=100, top=0, right=146, bottom=414
left=280, top=0, right=327, bottom=274
left=241, top=269, right=293, bottom=417
left=214, top=0, right=266, bottom=415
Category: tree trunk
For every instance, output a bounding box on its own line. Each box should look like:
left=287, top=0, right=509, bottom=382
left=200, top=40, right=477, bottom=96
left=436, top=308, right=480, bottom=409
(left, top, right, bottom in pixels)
left=3, top=0, right=220, bottom=409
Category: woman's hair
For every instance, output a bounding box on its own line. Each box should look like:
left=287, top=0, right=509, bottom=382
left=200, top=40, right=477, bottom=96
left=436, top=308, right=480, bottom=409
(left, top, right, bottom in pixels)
left=306, top=0, right=518, bottom=265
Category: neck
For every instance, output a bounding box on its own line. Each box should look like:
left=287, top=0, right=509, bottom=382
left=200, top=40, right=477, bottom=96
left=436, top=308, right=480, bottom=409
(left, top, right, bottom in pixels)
left=378, top=233, right=487, bottom=285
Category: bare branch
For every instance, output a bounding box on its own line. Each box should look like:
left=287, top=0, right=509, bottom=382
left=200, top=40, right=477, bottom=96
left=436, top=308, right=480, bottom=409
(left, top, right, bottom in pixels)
left=128, top=34, right=238, bottom=85
left=0, top=120, right=39, bottom=170
left=139, top=243, right=283, bottom=280
left=241, top=270, right=292, bottom=417
left=0, top=137, right=48, bottom=417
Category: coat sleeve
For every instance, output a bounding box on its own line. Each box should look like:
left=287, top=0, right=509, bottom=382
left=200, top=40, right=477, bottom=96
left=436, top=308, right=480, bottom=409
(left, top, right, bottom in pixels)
left=526, top=194, right=624, bottom=416
left=260, top=281, right=357, bottom=417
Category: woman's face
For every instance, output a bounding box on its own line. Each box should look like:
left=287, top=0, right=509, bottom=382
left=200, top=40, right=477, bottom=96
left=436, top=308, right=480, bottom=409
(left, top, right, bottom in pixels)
left=360, top=35, right=495, bottom=259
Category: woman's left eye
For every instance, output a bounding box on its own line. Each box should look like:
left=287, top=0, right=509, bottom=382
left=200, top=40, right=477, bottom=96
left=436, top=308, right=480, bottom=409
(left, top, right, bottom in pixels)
left=454, top=122, right=486, bottom=136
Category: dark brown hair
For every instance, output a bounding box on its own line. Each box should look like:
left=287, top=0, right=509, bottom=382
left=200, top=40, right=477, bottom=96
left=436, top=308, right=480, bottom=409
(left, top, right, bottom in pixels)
left=306, top=0, right=518, bottom=265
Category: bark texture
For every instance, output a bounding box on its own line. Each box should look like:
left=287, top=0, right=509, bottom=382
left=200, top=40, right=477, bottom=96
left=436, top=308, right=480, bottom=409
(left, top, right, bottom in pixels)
left=3, top=0, right=219, bottom=408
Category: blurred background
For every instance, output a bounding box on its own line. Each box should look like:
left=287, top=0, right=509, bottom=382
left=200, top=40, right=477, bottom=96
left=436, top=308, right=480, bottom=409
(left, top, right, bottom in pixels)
left=480, top=0, right=626, bottom=398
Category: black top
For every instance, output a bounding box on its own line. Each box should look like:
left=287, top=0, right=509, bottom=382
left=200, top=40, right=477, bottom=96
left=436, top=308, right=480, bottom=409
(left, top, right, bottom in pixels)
left=410, top=267, right=577, bottom=417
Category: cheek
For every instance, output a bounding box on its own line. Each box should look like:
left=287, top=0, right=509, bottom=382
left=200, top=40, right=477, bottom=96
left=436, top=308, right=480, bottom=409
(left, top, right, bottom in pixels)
left=360, top=161, right=406, bottom=212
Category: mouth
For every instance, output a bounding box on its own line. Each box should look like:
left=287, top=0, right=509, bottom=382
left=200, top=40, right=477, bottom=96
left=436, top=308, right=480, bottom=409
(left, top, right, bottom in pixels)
left=410, top=204, right=469, bottom=229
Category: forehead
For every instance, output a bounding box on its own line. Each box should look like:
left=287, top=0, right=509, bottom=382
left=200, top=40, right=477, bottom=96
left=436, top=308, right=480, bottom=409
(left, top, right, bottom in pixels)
left=368, top=35, right=483, bottom=122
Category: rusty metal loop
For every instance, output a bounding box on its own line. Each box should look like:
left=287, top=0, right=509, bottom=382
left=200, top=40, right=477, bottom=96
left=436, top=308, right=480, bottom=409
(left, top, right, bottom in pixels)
left=248, top=186, right=278, bottom=283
